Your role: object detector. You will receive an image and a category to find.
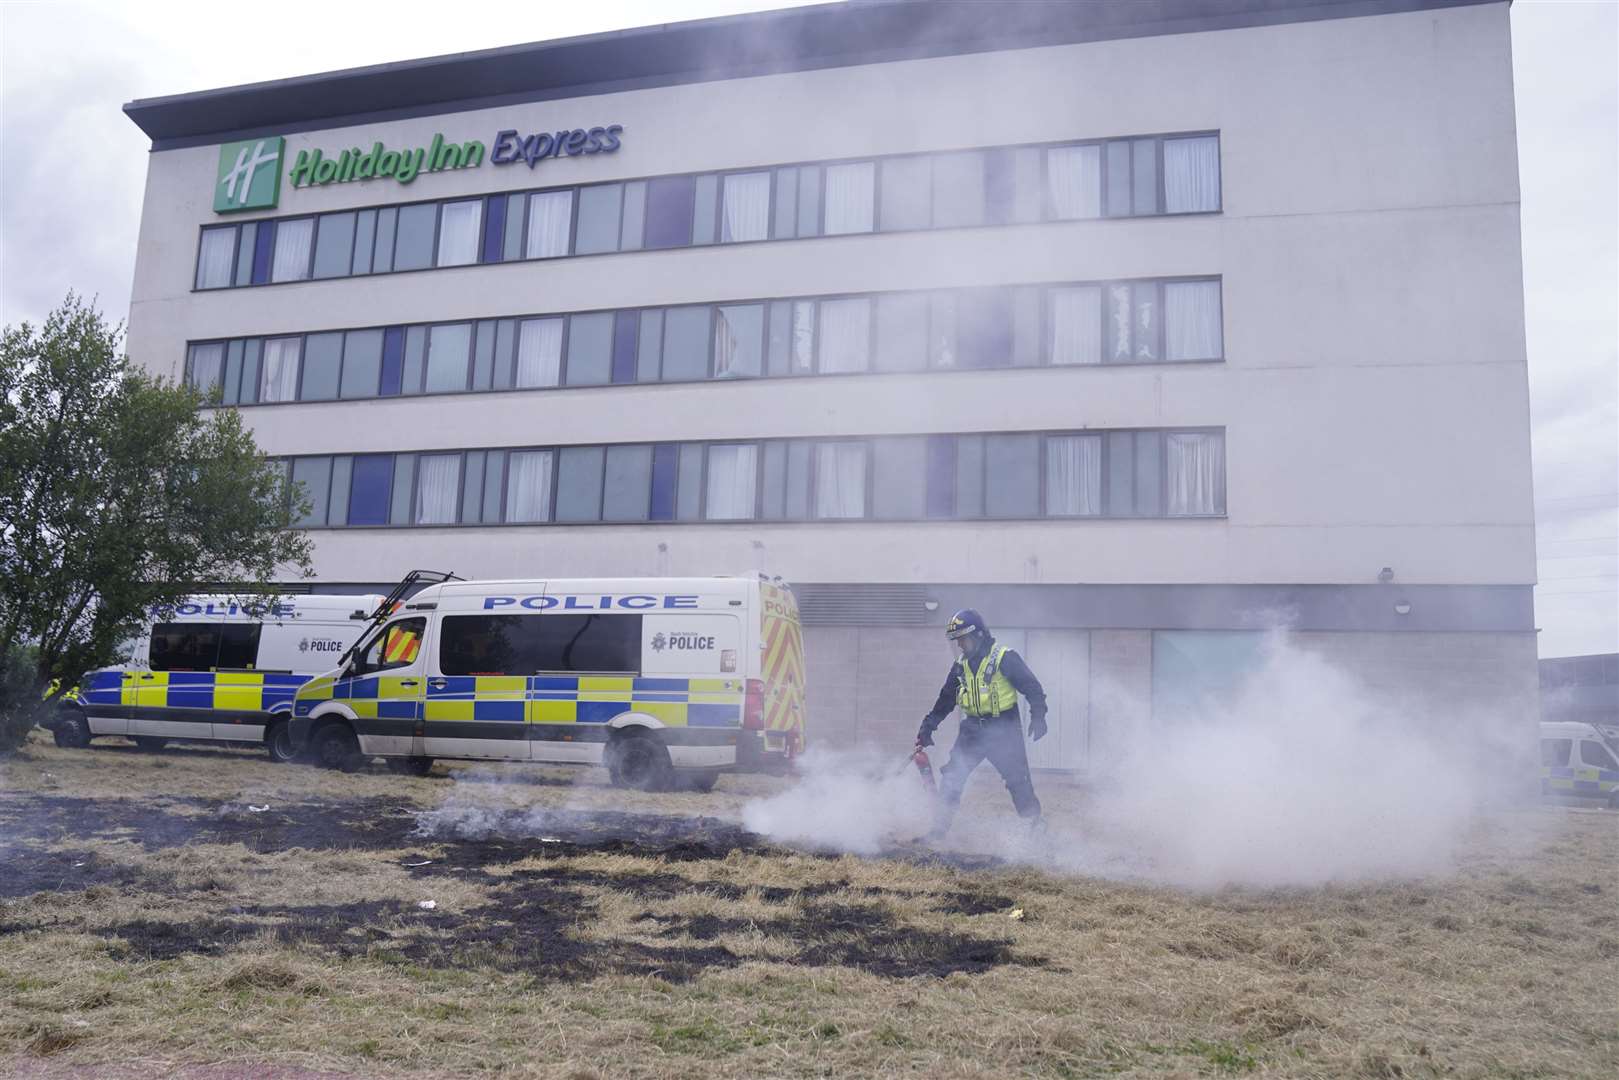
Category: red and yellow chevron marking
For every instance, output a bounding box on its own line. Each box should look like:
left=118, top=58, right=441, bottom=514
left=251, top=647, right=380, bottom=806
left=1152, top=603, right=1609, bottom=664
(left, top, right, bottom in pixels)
left=383, top=626, right=421, bottom=665
left=760, top=584, right=806, bottom=753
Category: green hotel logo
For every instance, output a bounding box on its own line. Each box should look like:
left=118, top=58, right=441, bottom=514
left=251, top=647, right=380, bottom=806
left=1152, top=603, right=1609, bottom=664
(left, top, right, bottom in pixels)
left=214, top=137, right=284, bottom=213
left=288, top=134, right=485, bottom=190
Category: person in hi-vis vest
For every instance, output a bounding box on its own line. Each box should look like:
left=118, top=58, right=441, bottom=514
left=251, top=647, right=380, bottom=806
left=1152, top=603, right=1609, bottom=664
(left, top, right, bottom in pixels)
left=915, top=609, right=1048, bottom=839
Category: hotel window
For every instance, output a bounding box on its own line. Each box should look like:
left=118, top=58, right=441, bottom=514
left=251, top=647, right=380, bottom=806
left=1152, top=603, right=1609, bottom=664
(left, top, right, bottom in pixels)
left=298, top=333, right=343, bottom=401
left=339, top=329, right=384, bottom=399
left=435, top=200, right=482, bottom=267
left=822, top=161, right=875, bottom=235
left=714, top=304, right=764, bottom=378
left=1166, top=432, right=1226, bottom=515
left=1046, top=146, right=1102, bottom=220
left=196, top=227, right=236, bottom=289
left=525, top=191, right=572, bottom=258
left=1163, top=135, right=1221, bottom=213
left=515, top=318, right=563, bottom=388
left=312, top=212, right=356, bottom=279
left=505, top=450, right=554, bottom=522
left=721, top=172, right=771, bottom=242
left=259, top=337, right=301, bottom=402
left=814, top=442, right=867, bottom=519
left=186, top=343, right=224, bottom=398
left=414, top=454, right=461, bottom=524
left=392, top=203, right=437, bottom=271
left=270, top=218, right=314, bottom=282
left=1164, top=281, right=1224, bottom=361
left=603, top=445, right=654, bottom=521
left=879, top=156, right=931, bottom=232
left=424, top=323, right=472, bottom=393
left=705, top=444, right=758, bottom=520
left=565, top=313, right=614, bottom=386
left=1045, top=435, right=1103, bottom=516
left=818, top=298, right=872, bottom=373
left=555, top=446, right=606, bottom=521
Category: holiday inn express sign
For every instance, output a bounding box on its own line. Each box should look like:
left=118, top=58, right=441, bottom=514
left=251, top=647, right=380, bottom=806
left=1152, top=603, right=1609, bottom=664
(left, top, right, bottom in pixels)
left=213, top=124, right=623, bottom=213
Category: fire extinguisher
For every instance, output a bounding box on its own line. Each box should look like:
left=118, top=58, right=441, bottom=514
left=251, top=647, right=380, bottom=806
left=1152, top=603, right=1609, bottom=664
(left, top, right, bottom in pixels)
left=910, top=746, right=937, bottom=796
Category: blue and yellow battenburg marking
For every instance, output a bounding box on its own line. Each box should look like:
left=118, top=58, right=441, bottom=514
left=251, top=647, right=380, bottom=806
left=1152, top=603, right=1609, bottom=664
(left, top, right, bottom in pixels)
left=1542, top=764, right=1619, bottom=797
left=82, top=669, right=311, bottom=712
left=294, top=674, right=742, bottom=727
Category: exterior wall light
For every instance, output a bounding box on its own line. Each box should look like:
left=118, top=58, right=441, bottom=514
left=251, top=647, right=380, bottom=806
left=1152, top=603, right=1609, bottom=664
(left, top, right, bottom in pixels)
left=923, top=599, right=939, bottom=612
left=1394, top=601, right=1412, bottom=616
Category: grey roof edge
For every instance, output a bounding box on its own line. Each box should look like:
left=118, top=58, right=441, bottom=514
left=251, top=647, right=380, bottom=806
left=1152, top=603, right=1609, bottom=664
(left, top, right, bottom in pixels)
left=125, top=0, right=1505, bottom=151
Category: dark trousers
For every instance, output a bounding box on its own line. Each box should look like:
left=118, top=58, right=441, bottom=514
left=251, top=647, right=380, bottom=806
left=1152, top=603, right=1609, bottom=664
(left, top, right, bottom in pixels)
left=935, top=714, right=1042, bottom=829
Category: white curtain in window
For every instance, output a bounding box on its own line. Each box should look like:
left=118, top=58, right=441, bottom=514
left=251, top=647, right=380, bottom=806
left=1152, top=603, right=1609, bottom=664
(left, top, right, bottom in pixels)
left=259, top=338, right=301, bottom=402
left=721, top=172, right=770, bottom=243
left=188, top=343, right=224, bottom=394
left=1164, top=136, right=1221, bottom=213
left=1167, top=433, right=1225, bottom=515
left=713, top=307, right=762, bottom=377
left=415, top=454, right=461, bottom=524
left=814, top=443, right=866, bottom=518
left=196, top=229, right=235, bottom=289
left=270, top=219, right=314, bottom=282
left=436, top=200, right=482, bottom=267
left=1047, top=146, right=1102, bottom=220
left=1165, top=281, right=1224, bottom=360
left=818, top=298, right=871, bottom=373
left=823, top=162, right=875, bottom=235
left=505, top=450, right=554, bottom=522
left=515, top=318, right=563, bottom=387
left=525, top=191, right=572, bottom=258
left=1049, top=286, right=1101, bottom=365
left=705, top=444, right=758, bottom=520
left=791, top=301, right=816, bottom=372
left=1045, top=436, right=1102, bottom=515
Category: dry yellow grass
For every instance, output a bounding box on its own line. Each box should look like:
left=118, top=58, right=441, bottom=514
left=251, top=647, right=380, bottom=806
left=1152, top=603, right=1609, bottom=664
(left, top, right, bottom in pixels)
left=1, top=729, right=1615, bottom=1079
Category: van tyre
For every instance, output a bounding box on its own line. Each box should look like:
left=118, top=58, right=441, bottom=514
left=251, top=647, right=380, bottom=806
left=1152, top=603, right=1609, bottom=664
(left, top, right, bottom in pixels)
left=312, top=724, right=363, bottom=772
left=265, top=720, right=296, bottom=764
left=134, top=737, right=167, bottom=752
left=53, top=715, right=91, bottom=749
left=606, top=730, right=672, bottom=792
left=386, top=756, right=435, bottom=778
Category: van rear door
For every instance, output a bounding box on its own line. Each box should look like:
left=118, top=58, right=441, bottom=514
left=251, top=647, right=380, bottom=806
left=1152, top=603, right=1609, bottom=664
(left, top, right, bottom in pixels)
left=758, top=583, right=806, bottom=755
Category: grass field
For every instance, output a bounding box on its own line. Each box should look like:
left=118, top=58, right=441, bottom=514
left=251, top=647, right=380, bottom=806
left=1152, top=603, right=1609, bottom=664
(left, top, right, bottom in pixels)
left=1, top=728, right=1615, bottom=1079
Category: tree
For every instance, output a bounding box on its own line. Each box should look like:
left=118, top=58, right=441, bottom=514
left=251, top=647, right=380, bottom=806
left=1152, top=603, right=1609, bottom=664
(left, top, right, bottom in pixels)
left=0, top=294, right=312, bottom=752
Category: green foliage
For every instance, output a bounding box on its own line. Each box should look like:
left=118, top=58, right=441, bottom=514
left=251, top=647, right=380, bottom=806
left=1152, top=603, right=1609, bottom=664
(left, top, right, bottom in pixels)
left=0, top=294, right=312, bottom=751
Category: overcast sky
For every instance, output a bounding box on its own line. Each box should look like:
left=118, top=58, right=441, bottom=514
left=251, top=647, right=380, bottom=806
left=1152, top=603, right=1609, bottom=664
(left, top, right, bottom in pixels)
left=2, top=0, right=1614, bottom=657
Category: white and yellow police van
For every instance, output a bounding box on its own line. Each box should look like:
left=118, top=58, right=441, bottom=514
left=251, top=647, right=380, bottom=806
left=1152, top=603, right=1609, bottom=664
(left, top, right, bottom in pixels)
left=288, top=574, right=807, bottom=790
left=59, top=594, right=380, bottom=761
left=1540, top=721, right=1619, bottom=809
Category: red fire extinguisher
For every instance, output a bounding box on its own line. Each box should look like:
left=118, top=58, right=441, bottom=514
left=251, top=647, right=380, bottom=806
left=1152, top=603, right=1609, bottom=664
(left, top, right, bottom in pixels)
left=910, top=746, right=937, bottom=796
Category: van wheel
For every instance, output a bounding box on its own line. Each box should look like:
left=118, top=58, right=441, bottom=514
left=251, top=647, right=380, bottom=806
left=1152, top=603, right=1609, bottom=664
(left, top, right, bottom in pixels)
left=265, top=721, right=296, bottom=764
left=386, top=757, right=435, bottom=778
left=606, top=730, right=672, bottom=792
left=134, top=737, right=167, bottom=752
left=312, top=724, right=363, bottom=772
left=53, top=715, right=91, bottom=749
left=674, top=769, right=720, bottom=794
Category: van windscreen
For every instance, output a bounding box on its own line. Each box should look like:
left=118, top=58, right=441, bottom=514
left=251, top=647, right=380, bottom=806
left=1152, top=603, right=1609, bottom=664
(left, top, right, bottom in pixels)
left=440, top=614, right=642, bottom=675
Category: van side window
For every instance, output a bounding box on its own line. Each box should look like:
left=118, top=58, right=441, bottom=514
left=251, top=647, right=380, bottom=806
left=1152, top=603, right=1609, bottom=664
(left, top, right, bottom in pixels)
left=149, top=623, right=220, bottom=671
left=1540, top=738, right=1571, bottom=768
left=353, top=618, right=426, bottom=676
left=215, top=624, right=263, bottom=670
left=440, top=614, right=642, bottom=675
left=1579, top=740, right=1618, bottom=771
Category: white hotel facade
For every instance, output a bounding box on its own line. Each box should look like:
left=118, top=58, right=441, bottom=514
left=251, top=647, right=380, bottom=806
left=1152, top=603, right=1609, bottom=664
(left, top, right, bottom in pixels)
left=122, top=0, right=1538, bottom=764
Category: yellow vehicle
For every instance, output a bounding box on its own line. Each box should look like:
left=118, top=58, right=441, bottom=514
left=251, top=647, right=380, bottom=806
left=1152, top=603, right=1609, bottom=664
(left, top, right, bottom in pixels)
left=290, top=572, right=806, bottom=789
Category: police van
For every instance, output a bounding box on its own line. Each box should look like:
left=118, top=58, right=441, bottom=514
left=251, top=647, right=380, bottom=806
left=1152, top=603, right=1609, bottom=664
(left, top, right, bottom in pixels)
left=57, top=594, right=381, bottom=762
left=288, top=573, right=806, bottom=790
left=1540, top=721, right=1619, bottom=808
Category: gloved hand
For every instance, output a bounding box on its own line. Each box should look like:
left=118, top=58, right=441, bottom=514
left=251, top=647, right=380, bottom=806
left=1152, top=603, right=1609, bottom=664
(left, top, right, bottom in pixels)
left=1028, top=714, right=1048, bottom=742
left=915, top=722, right=935, bottom=748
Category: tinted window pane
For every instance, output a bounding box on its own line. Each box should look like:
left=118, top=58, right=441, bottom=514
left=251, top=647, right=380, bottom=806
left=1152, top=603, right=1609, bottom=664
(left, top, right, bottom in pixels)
left=774, top=166, right=798, bottom=239
left=460, top=451, right=485, bottom=523
left=441, top=613, right=642, bottom=675
left=985, top=434, right=1039, bottom=517
left=714, top=305, right=763, bottom=377
left=873, top=438, right=926, bottom=519
left=761, top=442, right=788, bottom=520
left=292, top=456, right=331, bottom=526
left=620, top=180, right=646, bottom=250
left=149, top=624, right=220, bottom=672
left=270, top=218, right=313, bottom=282
left=348, top=455, right=393, bottom=525
left=1135, top=431, right=1164, bottom=516
left=876, top=293, right=928, bottom=372
left=637, top=309, right=664, bottom=382
left=328, top=455, right=352, bottom=525
left=312, top=212, right=356, bottom=279
left=1105, top=141, right=1132, bottom=217
left=677, top=444, right=704, bottom=520
left=797, top=164, right=822, bottom=237
left=565, top=312, right=613, bottom=386
left=721, top=172, right=770, bottom=242
left=879, top=156, right=930, bottom=232
left=340, top=330, right=383, bottom=398
left=662, top=306, right=710, bottom=381
left=603, top=445, right=653, bottom=521
left=932, top=151, right=985, bottom=228
left=692, top=174, right=718, bottom=245
left=955, top=435, right=984, bottom=518
left=424, top=323, right=472, bottom=393
left=645, top=175, right=696, bottom=249
left=403, top=325, right=426, bottom=392
left=234, top=224, right=257, bottom=286
left=575, top=183, right=623, bottom=255
left=1132, top=139, right=1159, bottom=215
left=393, top=203, right=437, bottom=270
left=650, top=444, right=678, bottom=521
left=221, top=340, right=242, bottom=404
left=299, top=333, right=342, bottom=400
left=352, top=209, right=376, bottom=274
left=958, top=291, right=1012, bottom=368
left=373, top=207, right=397, bottom=272
left=473, top=320, right=496, bottom=389
left=390, top=454, right=416, bottom=523
left=215, top=624, right=262, bottom=670
left=926, top=436, right=955, bottom=517
left=555, top=446, right=605, bottom=521
left=1106, top=431, right=1135, bottom=516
